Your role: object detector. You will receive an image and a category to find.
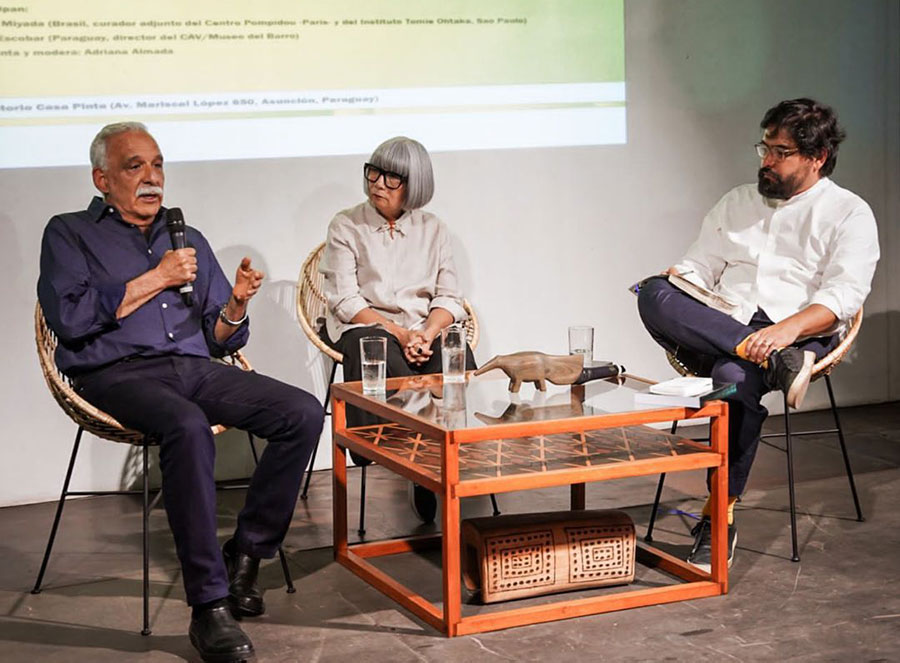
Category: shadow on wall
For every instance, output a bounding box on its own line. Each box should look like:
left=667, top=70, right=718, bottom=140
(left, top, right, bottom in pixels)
left=446, top=228, right=491, bottom=365
left=211, top=244, right=331, bottom=395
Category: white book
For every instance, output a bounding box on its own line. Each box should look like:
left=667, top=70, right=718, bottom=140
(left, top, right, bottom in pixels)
left=635, top=382, right=737, bottom=408
left=649, top=376, right=713, bottom=397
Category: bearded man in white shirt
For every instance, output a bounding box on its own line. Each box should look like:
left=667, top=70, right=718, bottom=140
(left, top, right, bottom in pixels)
left=636, top=98, right=879, bottom=571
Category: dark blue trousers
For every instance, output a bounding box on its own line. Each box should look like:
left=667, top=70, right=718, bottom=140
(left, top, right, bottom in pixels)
left=76, top=355, right=324, bottom=606
left=637, top=277, right=837, bottom=496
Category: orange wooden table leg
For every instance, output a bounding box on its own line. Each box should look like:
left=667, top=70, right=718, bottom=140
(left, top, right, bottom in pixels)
left=441, top=430, right=461, bottom=636
left=332, top=397, right=348, bottom=559
left=708, top=404, right=729, bottom=594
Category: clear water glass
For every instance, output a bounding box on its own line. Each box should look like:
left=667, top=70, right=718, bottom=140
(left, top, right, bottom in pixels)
left=568, top=325, right=594, bottom=360
left=360, top=336, right=387, bottom=393
left=441, top=324, right=466, bottom=383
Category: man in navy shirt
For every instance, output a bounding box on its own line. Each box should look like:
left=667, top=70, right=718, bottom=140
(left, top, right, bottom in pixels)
left=38, top=122, right=324, bottom=663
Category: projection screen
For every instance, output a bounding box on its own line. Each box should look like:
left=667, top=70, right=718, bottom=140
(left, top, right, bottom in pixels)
left=0, top=0, right=625, bottom=168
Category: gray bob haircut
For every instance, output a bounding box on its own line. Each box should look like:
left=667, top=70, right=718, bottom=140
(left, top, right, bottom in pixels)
left=90, top=121, right=150, bottom=170
left=366, top=136, right=434, bottom=210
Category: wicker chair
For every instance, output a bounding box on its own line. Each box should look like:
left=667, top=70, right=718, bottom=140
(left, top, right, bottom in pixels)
left=296, top=241, right=487, bottom=534
left=644, top=307, right=865, bottom=563
left=32, top=302, right=295, bottom=635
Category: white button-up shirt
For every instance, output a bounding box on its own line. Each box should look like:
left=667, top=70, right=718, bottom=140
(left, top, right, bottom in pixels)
left=320, top=201, right=467, bottom=341
left=673, top=177, right=879, bottom=335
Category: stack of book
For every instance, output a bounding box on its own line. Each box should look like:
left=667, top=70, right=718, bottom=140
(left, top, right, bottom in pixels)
left=634, top=376, right=736, bottom=408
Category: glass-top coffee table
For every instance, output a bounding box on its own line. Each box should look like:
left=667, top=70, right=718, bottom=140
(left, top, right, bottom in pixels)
left=330, top=372, right=729, bottom=637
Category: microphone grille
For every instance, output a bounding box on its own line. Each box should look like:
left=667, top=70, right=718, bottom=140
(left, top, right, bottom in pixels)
left=165, top=207, right=185, bottom=228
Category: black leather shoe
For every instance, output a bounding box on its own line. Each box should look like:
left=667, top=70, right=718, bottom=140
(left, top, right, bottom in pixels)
left=223, top=539, right=265, bottom=617
left=189, top=600, right=255, bottom=663
left=686, top=516, right=737, bottom=573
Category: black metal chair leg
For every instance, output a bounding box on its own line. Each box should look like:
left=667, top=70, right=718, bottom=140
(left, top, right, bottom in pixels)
left=323, top=361, right=337, bottom=418
left=645, top=474, right=667, bottom=543
left=32, top=427, right=83, bottom=595
left=783, top=393, right=800, bottom=562
left=277, top=547, right=296, bottom=593
left=645, top=420, right=679, bottom=542
left=358, top=465, right=367, bottom=536
left=247, top=432, right=260, bottom=465
left=301, top=361, right=338, bottom=500
left=245, top=432, right=295, bottom=590
left=825, top=374, right=864, bottom=522
left=300, top=443, right=319, bottom=501
left=490, top=493, right=501, bottom=516
left=141, top=443, right=151, bottom=636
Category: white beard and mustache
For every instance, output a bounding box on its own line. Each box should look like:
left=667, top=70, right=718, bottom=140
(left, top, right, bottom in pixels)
left=136, top=185, right=163, bottom=197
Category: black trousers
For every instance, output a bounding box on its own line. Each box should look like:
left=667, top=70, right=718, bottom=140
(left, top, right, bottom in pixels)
left=76, top=355, right=324, bottom=606
left=637, top=278, right=838, bottom=496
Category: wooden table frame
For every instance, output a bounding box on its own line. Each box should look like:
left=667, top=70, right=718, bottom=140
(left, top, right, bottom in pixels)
left=331, top=376, right=729, bottom=637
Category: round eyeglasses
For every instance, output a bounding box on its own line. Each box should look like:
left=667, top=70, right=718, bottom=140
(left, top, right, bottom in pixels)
left=754, top=142, right=799, bottom=161
left=364, top=163, right=406, bottom=190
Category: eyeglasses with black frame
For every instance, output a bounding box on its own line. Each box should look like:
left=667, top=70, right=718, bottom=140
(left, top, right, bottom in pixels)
left=754, top=142, right=800, bottom=161
left=364, top=163, right=406, bottom=190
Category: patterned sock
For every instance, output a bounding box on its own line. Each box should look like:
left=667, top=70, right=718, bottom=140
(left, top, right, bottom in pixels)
left=701, top=495, right=739, bottom=525
left=735, top=335, right=770, bottom=369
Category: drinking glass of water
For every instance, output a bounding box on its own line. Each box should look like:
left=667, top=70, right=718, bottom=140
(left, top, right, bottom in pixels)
left=441, top=324, right=466, bottom=383
left=568, top=325, right=594, bottom=360
left=360, top=336, right=387, bottom=393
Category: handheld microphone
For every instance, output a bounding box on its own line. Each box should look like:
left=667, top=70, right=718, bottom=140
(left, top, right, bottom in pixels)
left=164, top=207, right=193, bottom=307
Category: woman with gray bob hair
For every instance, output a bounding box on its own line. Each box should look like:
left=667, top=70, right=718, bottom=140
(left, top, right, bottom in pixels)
left=363, top=136, right=434, bottom=210
left=321, top=133, right=472, bottom=369
left=319, top=135, right=475, bottom=521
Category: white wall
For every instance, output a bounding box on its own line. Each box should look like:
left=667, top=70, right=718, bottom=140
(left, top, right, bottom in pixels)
left=2, top=0, right=898, bottom=506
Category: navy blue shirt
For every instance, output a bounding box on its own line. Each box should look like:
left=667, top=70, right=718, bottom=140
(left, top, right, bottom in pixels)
left=38, top=196, right=249, bottom=376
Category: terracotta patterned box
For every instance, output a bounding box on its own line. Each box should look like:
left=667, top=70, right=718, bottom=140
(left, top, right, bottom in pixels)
left=461, top=509, right=636, bottom=604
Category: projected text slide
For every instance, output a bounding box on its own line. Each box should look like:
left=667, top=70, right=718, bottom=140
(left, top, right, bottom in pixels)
left=0, top=1, right=625, bottom=167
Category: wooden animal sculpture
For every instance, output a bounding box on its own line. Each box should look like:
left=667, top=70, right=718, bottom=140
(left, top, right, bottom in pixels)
left=474, top=351, right=583, bottom=393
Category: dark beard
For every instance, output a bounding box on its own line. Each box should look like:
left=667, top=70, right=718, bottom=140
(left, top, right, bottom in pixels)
left=757, top=167, right=797, bottom=200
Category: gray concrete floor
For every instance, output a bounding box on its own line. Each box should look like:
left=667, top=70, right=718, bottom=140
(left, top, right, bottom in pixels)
left=2, top=402, right=899, bottom=662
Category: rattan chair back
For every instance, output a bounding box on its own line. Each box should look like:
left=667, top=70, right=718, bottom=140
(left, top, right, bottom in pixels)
left=36, top=302, right=147, bottom=445
left=665, top=306, right=864, bottom=380
left=296, top=241, right=481, bottom=364
left=35, top=301, right=250, bottom=441
left=811, top=306, right=863, bottom=377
